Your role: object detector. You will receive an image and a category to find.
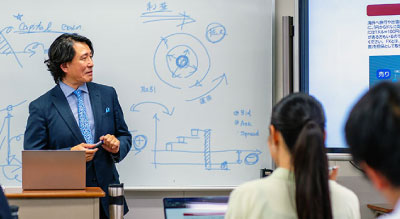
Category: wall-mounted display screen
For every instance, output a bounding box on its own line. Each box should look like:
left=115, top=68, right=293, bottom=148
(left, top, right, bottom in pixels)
left=300, top=0, right=400, bottom=153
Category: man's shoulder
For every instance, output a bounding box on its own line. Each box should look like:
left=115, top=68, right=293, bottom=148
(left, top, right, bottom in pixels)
left=30, top=85, right=59, bottom=104
left=87, top=82, right=113, bottom=90
left=87, top=82, right=115, bottom=93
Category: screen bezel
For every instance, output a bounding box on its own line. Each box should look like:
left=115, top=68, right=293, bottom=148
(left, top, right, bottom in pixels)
left=298, top=0, right=350, bottom=154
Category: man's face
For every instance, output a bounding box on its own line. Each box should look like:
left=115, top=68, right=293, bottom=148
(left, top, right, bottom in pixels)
left=61, top=42, right=94, bottom=88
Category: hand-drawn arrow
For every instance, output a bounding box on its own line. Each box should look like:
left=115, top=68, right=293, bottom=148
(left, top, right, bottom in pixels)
left=130, top=101, right=175, bottom=116
left=186, top=73, right=228, bottom=101
left=153, top=113, right=160, bottom=168
left=141, top=12, right=196, bottom=30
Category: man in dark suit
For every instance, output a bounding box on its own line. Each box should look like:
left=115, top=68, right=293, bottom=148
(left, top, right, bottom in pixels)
left=23, top=33, right=132, bottom=219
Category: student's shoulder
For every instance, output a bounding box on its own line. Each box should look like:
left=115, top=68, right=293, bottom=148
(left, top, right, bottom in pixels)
left=234, top=178, right=266, bottom=192
left=329, top=180, right=358, bottom=201
left=232, top=175, right=283, bottom=197
left=329, top=180, right=360, bottom=218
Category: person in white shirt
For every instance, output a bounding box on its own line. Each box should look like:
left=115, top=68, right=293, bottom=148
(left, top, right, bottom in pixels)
left=345, top=81, right=400, bottom=219
left=225, top=93, right=360, bottom=219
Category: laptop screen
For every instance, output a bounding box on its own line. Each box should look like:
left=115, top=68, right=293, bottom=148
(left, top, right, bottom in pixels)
left=163, top=197, right=229, bottom=219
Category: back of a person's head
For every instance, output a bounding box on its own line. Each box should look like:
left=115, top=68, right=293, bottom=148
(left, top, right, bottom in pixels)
left=271, top=92, right=332, bottom=219
left=345, top=81, right=400, bottom=187
left=271, top=92, right=325, bottom=149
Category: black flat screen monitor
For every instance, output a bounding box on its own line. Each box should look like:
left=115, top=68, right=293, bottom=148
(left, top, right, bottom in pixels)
left=299, top=0, right=400, bottom=154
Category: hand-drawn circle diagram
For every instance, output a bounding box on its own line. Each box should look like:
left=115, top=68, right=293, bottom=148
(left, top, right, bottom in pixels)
left=205, top=22, right=227, bottom=44
left=153, top=33, right=211, bottom=89
left=132, top=134, right=148, bottom=152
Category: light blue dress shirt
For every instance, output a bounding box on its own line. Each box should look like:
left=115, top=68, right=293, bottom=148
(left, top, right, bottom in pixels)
left=59, top=81, right=95, bottom=142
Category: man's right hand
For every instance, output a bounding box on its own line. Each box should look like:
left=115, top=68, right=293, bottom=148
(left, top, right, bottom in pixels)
left=71, top=143, right=98, bottom=162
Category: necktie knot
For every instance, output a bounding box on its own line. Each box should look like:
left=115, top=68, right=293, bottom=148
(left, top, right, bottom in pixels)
left=73, top=89, right=82, bottom=97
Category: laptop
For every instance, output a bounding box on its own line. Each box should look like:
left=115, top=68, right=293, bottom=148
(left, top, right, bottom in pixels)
left=22, top=150, right=86, bottom=190
left=163, top=196, right=229, bottom=219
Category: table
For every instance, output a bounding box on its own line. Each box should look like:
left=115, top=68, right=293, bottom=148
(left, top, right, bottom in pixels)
left=5, top=187, right=105, bottom=219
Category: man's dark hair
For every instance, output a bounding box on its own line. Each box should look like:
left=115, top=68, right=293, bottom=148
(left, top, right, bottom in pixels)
left=345, top=81, right=400, bottom=186
left=44, top=33, right=94, bottom=84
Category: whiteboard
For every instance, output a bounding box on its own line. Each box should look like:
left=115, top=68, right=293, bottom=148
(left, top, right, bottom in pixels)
left=0, top=0, right=274, bottom=188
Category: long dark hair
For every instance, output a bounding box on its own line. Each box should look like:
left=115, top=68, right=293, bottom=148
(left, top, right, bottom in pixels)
left=270, top=93, right=332, bottom=219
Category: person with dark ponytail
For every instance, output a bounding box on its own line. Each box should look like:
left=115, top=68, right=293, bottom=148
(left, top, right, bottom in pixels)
left=225, top=93, right=360, bottom=219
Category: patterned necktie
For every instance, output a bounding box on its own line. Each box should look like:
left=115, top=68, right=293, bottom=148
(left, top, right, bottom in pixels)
left=73, top=89, right=94, bottom=144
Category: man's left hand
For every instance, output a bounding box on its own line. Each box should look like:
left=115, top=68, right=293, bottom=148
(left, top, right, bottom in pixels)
left=100, top=134, right=120, bottom=154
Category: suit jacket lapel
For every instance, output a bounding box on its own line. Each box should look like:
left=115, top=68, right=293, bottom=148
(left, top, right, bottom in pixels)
left=87, top=83, right=102, bottom=140
left=50, top=85, right=85, bottom=143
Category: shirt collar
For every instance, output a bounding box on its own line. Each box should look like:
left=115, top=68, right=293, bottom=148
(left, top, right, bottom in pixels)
left=59, top=81, right=89, bottom=97
left=271, top=167, right=295, bottom=182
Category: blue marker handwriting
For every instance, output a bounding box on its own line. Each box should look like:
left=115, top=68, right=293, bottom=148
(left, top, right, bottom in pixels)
left=199, top=95, right=212, bottom=104
left=141, top=2, right=196, bottom=29
left=235, top=120, right=252, bottom=127
left=0, top=15, right=83, bottom=68
left=14, top=21, right=81, bottom=35
left=185, top=73, right=228, bottom=102
left=206, top=22, right=227, bottom=44
left=233, top=109, right=252, bottom=117
left=240, top=130, right=259, bottom=138
left=141, top=85, right=156, bottom=93
left=146, top=1, right=170, bottom=13
left=233, top=109, right=258, bottom=138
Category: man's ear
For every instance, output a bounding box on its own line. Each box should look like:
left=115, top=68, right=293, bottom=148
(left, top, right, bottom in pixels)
left=361, top=162, right=390, bottom=191
left=60, top=63, right=68, bottom=73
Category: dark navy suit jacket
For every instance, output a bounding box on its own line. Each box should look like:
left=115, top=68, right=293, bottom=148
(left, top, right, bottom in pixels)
left=23, top=82, right=131, bottom=218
